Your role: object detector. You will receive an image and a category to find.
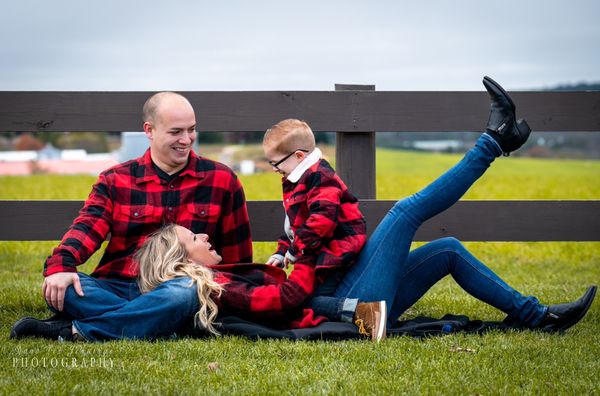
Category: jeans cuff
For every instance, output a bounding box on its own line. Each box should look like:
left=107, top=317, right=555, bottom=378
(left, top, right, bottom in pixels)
left=530, top=304, right=549, bottom=327
left=340, top=298, right=359, bottom=323
left=482, top=133, right=503, bottom=156
left=71, top=320, right=91, bottom=342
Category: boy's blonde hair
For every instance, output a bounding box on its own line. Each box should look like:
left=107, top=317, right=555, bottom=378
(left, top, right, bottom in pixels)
left=135, top=224, right=223, bottom=335
left=263, top=119, right=316, bottom=154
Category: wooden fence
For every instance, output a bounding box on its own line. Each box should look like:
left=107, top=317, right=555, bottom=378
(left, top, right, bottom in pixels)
left=0, top=87, right=599, bottom=241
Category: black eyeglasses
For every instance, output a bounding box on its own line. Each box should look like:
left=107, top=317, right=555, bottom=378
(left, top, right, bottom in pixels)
left=268, top=149, right=309, bottom=169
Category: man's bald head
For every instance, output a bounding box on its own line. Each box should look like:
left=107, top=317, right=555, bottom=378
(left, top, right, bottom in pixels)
left=142, top=91, right=197, bottom=174
left=142, top=92, right=193, bottom=125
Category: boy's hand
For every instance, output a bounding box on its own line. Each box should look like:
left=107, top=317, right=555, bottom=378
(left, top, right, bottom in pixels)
left=267, top=254, right=288, bottom=268
left=266, top=257, right=283, bottom=267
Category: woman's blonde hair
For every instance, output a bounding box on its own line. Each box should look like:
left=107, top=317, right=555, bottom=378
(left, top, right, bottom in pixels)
left=134, top=224, right=223, bottom=335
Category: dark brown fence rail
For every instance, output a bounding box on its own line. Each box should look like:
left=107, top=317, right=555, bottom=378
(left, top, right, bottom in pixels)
left=0, top=200, right=598, bottom=242
left=0, top=90, right=598, bottom=242
left=1, top=91, right=599, bottom=132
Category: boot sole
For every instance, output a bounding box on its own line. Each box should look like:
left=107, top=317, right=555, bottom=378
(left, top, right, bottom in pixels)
left=483, top=76, right=516, bottom=111
left=557, top=285, right=597, bottom=332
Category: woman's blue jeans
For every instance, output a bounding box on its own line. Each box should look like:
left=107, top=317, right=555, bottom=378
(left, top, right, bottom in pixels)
left=57, top=274, right=199, bottom=341
left=312, top=134, right=547, bottom=327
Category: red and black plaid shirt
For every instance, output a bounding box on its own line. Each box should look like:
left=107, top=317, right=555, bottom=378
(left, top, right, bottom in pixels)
left=44, top=149, right=253, bottom=279
left=275, top=159, right=367, bottom=275
left=210, top=258, right=326, bottom=328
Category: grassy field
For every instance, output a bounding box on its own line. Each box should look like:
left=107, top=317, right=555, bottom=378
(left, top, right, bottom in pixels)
left=1, top=148, right=599, bottom=395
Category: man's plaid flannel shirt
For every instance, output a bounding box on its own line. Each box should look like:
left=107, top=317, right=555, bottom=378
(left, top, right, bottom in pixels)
left=44, top=149, right=252, bottom=279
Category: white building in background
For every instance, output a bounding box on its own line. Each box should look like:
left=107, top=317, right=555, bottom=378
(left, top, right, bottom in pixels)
left=118, top=132, right=149, bottom=163
left=37, top=144, right=61, bottom=160
left=60, top=149, right=87, bottom=160
left=239, top=160, right=255, bottom=175
left=0, top=151, right=38, bottom=162
left=412, top=140, right=463, bottom=152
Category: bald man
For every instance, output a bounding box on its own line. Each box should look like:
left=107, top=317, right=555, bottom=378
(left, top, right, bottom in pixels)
left=11, top=92, right=252, bottom=341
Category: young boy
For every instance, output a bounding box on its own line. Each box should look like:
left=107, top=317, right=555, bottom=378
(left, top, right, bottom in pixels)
left=263, top=119, right=385, bottom=341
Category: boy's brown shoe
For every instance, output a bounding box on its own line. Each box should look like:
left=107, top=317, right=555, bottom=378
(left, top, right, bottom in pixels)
left=354, top=300, right=387, bottom=342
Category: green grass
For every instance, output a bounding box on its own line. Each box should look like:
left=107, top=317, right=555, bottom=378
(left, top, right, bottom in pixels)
left=374, top=149, right=600, bottom=200
left=1, top=148, right=599, bottom=395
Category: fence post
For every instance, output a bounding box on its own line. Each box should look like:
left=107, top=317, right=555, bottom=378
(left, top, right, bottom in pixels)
left=334, top=84, right=376, bottom=199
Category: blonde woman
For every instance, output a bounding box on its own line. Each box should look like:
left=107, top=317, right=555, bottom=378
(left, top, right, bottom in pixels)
left=136, top=224, right=386, bottom=340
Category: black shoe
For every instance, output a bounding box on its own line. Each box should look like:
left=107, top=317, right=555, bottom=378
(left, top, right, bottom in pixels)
left=10, top=317, right=73, bottom=341
left=535, top=285, right=597, bottom=333
left=41, top=313, right=67, bottom=322
left=482, top=76, right=532, bottom=156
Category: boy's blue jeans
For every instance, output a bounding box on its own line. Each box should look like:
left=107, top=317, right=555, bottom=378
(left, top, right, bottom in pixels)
left=56, top=275, right=199, bottom=341
left=310, top=134, right=547, bottom=327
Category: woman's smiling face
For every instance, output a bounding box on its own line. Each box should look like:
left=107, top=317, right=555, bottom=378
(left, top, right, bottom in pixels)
left=174, top=226, right=222, bottom=265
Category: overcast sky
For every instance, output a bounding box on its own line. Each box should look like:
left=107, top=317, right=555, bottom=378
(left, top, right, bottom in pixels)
left=1, top=0, right=599, bottom=91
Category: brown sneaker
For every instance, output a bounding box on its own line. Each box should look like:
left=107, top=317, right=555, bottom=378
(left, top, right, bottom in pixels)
left=354, top=301, right=387, bottom=342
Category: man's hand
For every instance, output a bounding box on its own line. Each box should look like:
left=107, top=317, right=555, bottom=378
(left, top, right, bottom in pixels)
left=42, top=272, right=84, bottom=312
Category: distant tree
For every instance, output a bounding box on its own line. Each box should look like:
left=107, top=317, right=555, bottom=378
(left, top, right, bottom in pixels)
left=36, top=131, right=62, bottom=146
left=0, top=136, right=12, bottom=151
left=14, top=133, right=45, bottom=150
left=548, top=82, right=600, bottom=91
left=55, top=132, right=109, bottom=153
left=196, top=131, right=225, bottom=144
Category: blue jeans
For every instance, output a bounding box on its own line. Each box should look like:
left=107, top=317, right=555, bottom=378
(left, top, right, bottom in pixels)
left=315, top=134, right=547, bottom=326
left=309, top=272, right=358, bottom=323
left=57, top=274, right=199, bottom=341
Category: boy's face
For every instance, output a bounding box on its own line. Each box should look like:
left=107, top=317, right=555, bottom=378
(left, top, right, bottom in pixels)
left=263, top=144, right=306, bottom=177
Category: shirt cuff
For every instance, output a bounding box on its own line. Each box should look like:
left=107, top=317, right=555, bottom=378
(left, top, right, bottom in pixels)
left=269, top=254, right=285, bottom=264
left=284, top=251, right=298, bottom=263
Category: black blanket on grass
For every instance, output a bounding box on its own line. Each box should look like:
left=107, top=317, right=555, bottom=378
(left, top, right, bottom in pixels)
left=188, top=314, right=517, bottom=340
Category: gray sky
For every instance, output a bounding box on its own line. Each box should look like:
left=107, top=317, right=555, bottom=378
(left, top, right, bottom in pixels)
left=1, top=0, right=599, bottom=91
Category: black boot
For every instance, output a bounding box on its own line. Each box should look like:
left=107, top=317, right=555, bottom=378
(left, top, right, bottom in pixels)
left=482, top=76, right=532, bottom=156
left=535, top=285, right=597, bottom=333
left=10, top=317, right=73, bottom=341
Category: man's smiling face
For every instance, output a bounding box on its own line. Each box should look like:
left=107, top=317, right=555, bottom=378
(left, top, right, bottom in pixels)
left=144, top=94, right=197, bottom=174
